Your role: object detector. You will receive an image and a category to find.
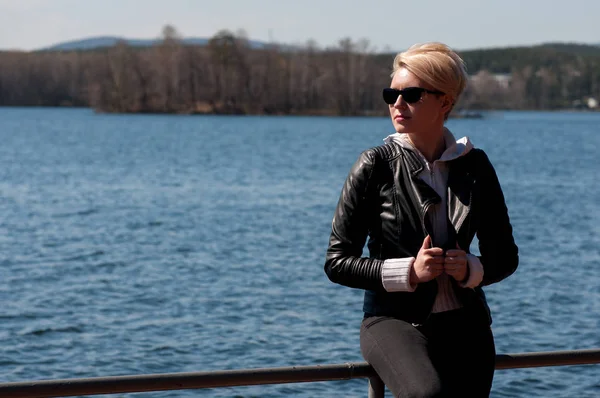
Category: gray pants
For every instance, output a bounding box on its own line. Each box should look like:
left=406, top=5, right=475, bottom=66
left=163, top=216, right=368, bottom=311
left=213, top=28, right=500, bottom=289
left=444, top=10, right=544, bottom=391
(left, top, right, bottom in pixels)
left=360, top=307, right=495, bottom=398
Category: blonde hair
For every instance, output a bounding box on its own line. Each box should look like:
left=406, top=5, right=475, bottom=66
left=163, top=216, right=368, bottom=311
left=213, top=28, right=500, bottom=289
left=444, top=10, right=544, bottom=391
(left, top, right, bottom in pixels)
left=392, top=42, right=468, bottom=118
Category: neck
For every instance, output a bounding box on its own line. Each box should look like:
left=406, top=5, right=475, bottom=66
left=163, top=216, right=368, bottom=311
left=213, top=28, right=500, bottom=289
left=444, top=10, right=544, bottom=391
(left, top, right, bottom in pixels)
left=406, top=128, right=446, bottom=163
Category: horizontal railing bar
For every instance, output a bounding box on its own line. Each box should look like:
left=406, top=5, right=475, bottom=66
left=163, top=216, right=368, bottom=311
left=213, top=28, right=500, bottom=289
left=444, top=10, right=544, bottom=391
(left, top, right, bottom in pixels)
left=0, top=363, right=374, bottom=398
left=0, top=349, right=599, bottom=398
left=495, top=349, right=600, bottom=369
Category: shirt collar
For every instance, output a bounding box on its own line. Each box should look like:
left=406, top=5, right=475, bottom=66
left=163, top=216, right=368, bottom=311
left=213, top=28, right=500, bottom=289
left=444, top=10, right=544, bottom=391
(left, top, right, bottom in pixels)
left=383, top=128, right=474, bottom=165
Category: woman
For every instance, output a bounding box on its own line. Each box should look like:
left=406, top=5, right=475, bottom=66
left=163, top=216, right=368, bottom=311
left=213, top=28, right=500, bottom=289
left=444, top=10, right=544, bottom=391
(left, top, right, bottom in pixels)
left=324, top=42, right=518, bottom=397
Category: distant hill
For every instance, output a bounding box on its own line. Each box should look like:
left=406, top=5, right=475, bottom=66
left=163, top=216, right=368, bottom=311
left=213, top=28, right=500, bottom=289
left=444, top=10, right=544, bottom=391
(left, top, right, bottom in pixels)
left=39, top=36, right=600, bottom=53
left=40, top=36, right=270, bottom=51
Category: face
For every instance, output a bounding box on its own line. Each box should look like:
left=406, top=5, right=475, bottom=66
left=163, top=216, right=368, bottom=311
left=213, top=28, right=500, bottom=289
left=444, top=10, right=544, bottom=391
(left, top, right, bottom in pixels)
left=387, top=68, right=449, bottom=134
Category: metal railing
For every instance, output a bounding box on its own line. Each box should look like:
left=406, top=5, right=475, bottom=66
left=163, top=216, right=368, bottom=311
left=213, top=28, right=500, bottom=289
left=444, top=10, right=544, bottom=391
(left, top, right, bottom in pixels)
left=0, top=349, right=599, bottom=398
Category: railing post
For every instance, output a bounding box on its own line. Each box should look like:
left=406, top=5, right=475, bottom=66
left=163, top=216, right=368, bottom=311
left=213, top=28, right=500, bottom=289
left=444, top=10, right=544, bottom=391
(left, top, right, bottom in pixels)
left=368, top=375, right=384, bottom=398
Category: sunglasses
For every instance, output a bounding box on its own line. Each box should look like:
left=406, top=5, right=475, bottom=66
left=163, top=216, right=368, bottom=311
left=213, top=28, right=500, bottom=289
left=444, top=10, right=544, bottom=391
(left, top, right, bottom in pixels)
left=382, top=87, right=445, bottom=104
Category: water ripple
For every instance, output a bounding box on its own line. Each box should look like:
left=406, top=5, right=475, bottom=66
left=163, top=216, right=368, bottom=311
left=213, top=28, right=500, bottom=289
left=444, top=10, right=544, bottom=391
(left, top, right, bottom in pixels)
left=0, top=109, right=599, bottom=397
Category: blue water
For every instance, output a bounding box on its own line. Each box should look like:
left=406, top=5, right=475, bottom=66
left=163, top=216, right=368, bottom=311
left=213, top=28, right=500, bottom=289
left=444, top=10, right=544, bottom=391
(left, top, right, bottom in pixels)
left=1, top=108, right=599, bottom=397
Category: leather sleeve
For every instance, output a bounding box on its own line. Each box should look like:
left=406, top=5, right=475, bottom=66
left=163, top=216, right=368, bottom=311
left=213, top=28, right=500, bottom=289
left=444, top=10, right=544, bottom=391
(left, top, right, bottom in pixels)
left=324, top=149, right=385, bottom=291
left=474, top=150, right=519, bottom=286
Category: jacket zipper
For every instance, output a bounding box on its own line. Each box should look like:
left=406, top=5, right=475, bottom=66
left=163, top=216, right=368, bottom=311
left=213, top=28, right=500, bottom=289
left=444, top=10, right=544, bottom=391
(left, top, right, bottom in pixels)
left=416, top=162, right=439, bottom=326
left=415, top=199, right=438, bottom=326
left=420, top=163, right=435, bottom=233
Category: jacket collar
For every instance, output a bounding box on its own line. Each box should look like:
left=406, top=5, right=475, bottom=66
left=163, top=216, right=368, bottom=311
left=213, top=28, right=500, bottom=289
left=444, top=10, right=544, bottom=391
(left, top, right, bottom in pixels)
left=383, top=128, right=474, bottom=176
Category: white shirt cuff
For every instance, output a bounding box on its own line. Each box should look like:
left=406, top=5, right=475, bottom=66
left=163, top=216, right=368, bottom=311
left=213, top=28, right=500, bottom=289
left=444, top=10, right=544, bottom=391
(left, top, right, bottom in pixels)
left=381, top=257, right=416, bottom=292
left=460, top=254, right=484, bottom=288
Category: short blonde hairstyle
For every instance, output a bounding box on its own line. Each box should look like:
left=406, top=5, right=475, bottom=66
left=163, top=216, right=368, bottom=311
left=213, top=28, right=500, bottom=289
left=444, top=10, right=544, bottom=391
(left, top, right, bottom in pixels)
left=392, top=42, right=468, bottom=118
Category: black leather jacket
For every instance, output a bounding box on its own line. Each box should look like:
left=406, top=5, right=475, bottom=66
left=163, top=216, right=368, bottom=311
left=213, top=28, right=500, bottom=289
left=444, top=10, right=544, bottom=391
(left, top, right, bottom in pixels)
left=324, top=142, right=519, bottom=324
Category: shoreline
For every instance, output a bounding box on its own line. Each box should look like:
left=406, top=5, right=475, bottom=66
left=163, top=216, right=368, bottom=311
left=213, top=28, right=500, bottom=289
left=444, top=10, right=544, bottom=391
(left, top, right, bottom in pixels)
left=0, top=105, right=598, bottom=116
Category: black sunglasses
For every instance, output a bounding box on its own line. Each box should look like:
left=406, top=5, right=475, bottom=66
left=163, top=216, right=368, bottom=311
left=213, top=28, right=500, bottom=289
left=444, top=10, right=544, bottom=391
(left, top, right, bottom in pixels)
left=382, top=87, right=444, bottom=104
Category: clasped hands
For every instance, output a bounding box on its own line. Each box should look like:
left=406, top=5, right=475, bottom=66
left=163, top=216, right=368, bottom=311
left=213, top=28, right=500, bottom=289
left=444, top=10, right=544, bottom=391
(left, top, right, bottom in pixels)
left=410, top=235, right=469, bottom=285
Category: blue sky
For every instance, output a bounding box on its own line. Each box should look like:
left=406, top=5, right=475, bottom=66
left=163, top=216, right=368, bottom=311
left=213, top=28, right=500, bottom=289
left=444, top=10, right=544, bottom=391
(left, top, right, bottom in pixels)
left=0, top=0, right=598, bottom=51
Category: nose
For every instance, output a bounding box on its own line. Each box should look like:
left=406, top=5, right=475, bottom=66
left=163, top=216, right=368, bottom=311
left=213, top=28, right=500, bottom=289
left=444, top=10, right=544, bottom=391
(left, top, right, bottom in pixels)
left=392, top=95, right=407, bottom=109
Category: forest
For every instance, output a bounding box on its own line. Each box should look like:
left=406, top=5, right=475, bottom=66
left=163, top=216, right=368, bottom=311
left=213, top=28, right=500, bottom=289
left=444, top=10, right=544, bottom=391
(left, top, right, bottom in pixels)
left=1, top=26, right=599, bottom=115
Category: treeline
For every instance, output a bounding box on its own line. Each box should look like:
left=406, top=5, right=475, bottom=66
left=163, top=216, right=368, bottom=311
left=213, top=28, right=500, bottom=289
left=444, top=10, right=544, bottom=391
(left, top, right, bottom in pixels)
left=1, top=27, right=599, bottom=115
left=459, top=43, right=600, bottom=109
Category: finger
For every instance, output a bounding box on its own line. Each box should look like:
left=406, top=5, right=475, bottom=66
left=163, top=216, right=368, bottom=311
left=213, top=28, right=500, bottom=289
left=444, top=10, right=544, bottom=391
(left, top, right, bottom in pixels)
left=446, top=272, right=461, bottom=281
left=445, top=263, right=466, bottom=273
left=445, top=249, right=466, bottom=257
left=444, top=255, right=466, bottom=262
left=445, top=259, right=465, bottom=267
left=456, top=241, right=462, bottom=250
left=422, top=235, right=432, bottom=249
left=427, top=255, right=445, bottom=264
left=425, top=247, right=445, bottom=256
left=445, top=269, right=457, bottom=278
left=444, top=269, right=460, bottom=279
left=428, top=265, right=444, bottom=274
left=444, top=256, right=456, bottom=264
left=444, top=264, right=460, bottom=272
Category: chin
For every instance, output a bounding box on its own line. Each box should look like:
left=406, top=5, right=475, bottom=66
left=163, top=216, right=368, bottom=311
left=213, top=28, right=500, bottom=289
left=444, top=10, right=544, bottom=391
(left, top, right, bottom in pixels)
left=393, top=123, right=408, bottom=133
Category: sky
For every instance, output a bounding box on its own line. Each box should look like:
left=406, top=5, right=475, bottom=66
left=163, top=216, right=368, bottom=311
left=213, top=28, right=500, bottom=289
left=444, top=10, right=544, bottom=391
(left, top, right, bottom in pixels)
left=0, top=0, right=598, bottom=52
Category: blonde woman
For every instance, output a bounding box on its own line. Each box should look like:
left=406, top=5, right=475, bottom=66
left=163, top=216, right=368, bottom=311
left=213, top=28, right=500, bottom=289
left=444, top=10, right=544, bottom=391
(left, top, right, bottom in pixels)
left=325, top=43, right=518, bottom=397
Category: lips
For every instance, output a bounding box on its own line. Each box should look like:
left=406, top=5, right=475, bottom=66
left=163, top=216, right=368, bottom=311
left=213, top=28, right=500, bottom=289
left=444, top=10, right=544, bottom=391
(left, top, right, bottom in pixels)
left=394, top=114, right=411, bottom=121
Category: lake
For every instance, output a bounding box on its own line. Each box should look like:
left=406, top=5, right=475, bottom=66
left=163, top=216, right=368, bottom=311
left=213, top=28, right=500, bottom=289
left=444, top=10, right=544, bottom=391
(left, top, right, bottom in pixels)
left=1, top=108, right=599, bottom=397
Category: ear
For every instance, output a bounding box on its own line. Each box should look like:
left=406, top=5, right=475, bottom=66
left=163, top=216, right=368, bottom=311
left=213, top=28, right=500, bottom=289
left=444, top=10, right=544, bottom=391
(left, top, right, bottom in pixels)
left=440, top=95, right=453, bottom=114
